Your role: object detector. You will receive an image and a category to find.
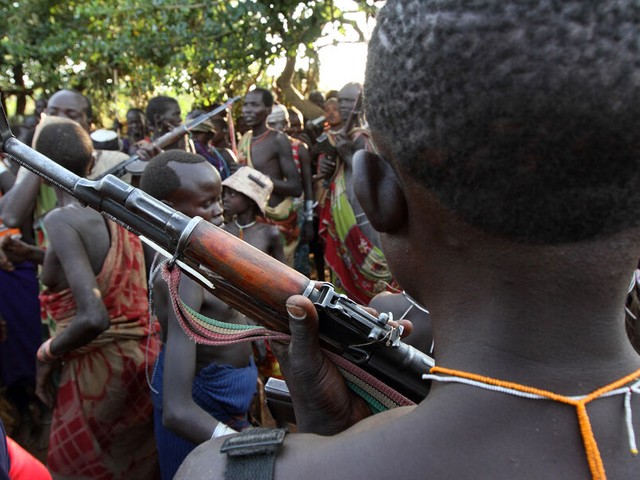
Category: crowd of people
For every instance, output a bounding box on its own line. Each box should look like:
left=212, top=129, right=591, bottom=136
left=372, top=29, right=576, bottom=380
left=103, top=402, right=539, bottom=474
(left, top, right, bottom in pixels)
left=2, top=0, right=640, bottom=478
left=0, top=35, right=405, bottom=479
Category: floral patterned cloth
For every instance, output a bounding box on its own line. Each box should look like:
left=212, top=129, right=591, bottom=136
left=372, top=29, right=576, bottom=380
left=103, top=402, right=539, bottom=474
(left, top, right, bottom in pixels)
left=319, top=134, right=398, bottom=305
left=39, top=220, right=160, bottom=480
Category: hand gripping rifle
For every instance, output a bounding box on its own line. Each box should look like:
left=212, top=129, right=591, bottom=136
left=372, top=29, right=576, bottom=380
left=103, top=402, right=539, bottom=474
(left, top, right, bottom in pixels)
left=312, top=90, right=363, bottom=184
left=96, top=96, right=241, bottom=178
left=0, top=103, right=432, bottom=404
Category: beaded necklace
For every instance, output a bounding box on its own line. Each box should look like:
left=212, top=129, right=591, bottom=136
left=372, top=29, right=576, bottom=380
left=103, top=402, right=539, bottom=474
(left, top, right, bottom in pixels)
left=424, top=366, right=640, bottom=480
left=250, top=129, right=271, bottom=147
left=234, top=219, right=257, bottom=240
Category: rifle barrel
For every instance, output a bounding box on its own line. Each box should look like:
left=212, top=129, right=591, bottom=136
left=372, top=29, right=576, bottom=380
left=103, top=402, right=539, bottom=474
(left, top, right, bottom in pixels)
left=0, top=101, right=432, bottom=403
left=96, top=96, right=242, bottom=179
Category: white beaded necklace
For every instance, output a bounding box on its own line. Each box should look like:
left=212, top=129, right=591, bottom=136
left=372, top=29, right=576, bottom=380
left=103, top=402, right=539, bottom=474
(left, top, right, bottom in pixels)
left=234, top=219, right=257, bottom=240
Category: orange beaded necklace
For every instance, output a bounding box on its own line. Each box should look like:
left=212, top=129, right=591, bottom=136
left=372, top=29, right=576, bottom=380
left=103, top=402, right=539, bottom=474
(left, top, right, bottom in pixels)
left=425, top=366, right=640, bottom=480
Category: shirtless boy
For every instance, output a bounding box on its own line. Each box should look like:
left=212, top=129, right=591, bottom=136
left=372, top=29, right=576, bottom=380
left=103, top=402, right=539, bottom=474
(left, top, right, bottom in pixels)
left=34, top=121, right=158, bottom=479
left=178, top=1, right=640, bottom=479
left=222, top=165, right=287, bottom=385
left=222, top=166, right=285, bottom=264
left=139, top=151, right=258, bottom=480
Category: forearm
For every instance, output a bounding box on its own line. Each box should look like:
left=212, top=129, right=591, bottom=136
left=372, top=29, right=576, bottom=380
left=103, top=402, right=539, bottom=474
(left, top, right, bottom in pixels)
left=163, top=401, right=222, bottom=444
left=300, top=155, right=314, bottom=204
left=48, top=308, right=109, bottom=356
left=271, top=177, right=302, bottom=198
left=0, top=168, right=16, bottom=193
left=0, top=239, right=44, bottom=268
left=0, top=169, right=41, bottom=227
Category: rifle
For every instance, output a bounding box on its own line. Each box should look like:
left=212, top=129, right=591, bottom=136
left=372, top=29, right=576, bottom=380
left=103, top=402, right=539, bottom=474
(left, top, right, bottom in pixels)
left=0, top=102, right=433, bottom=404
left=264, top=377, right=297, bottom=425
left=312, top=90, right=363, bottom=184
left=96, top=96, right=241, bottom=178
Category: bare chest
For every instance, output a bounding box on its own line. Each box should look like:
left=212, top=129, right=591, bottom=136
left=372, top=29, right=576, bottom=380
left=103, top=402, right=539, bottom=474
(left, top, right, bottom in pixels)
left=250, top=141, right=284, bottom=179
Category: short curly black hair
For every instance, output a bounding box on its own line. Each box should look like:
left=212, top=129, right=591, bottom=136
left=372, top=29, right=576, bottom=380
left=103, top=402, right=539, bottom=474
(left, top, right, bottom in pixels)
left=248, top=88, right=274, bottom=108
left=34, top=121, right=93, bottom=177
left=145, top=96, right=179, bottom=129
left=366, top=0, right=640, bottom=244
left=139, top=150, right=207, bottom=201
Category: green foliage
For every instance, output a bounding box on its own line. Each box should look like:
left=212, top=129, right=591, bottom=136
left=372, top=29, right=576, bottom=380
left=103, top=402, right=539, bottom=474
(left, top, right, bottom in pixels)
left=0, top=0, right=383, bottom=121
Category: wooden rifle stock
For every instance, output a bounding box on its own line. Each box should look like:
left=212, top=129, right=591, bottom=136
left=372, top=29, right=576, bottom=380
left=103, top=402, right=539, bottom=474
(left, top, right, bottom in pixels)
left=0, top=102, right=432, bottom=403
left=181, top=220, right=310, bottom=330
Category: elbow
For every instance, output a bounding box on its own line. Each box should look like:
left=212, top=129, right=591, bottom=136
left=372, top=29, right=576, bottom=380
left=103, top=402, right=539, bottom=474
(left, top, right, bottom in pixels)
left=162, top=407, right=191, bottom=438
left=86, top=310, right=110, bottom=337
left=0, top=199, right=30, bottom=228
left=1, top=211, right=21, bottom=228
left=86, top=322, right=109, bottom=339
left=162, top=402, right=206, bottom=444
left=162, top=408, right=176, bottom=431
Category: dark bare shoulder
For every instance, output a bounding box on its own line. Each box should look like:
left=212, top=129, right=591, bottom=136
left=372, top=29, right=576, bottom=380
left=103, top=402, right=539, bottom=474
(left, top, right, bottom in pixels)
left=255, top=221, right=279, bottom=237
left=274, top=129, right=292, bottom=145
left=176, top=407, right=418, bottom=480
left=44, top=203, right=99, bottom=226
left=44, top=205, right=109, bottom=257
left=45, top=203, right=107, bottom=235
left=177, top=394, right=640, bottom=480
left=41, top=205, right=111, bottom=289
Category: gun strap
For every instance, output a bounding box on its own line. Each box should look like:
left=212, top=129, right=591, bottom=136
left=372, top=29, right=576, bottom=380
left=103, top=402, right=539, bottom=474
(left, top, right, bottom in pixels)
left=158, top=259, right=290, bottom=345
left=220, top=428, right=286, bottom=480
left=159, top=260, right=417, bottom=412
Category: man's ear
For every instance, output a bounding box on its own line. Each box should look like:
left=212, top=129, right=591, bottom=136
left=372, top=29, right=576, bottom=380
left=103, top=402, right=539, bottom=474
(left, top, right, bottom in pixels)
left=87, top=153, right=96, bottom=177
left=353, top=150, right=407, bottom=233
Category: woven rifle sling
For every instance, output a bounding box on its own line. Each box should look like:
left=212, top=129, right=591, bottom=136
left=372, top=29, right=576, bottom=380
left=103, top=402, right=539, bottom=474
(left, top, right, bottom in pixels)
left=158, top=260, right=417, bottom=413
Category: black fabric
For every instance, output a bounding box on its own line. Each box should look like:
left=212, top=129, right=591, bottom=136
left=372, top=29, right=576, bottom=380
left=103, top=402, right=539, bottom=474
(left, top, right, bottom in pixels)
left=221, top=428, right=286, bottom=480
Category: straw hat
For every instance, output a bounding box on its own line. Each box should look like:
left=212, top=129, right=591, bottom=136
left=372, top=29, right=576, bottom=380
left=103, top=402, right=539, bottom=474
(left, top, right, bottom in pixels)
left=189, top=118, right=216, bottom=134
left=187, top=109, right=216, bottom=133
left=222, top=166, right=273, bottom=215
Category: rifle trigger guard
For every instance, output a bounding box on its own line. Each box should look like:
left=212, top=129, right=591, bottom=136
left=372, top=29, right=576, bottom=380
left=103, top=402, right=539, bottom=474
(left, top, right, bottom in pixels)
left=343, top=346, right=372, bottom=365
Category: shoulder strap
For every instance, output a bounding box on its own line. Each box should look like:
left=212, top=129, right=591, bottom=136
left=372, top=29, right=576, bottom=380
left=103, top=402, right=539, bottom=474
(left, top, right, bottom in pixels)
left=221, top=428, right=286, bottom=480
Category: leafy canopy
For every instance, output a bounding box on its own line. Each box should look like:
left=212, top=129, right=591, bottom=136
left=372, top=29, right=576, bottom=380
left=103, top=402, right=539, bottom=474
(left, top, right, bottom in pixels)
left=0, top=0, right=382, bottom=121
